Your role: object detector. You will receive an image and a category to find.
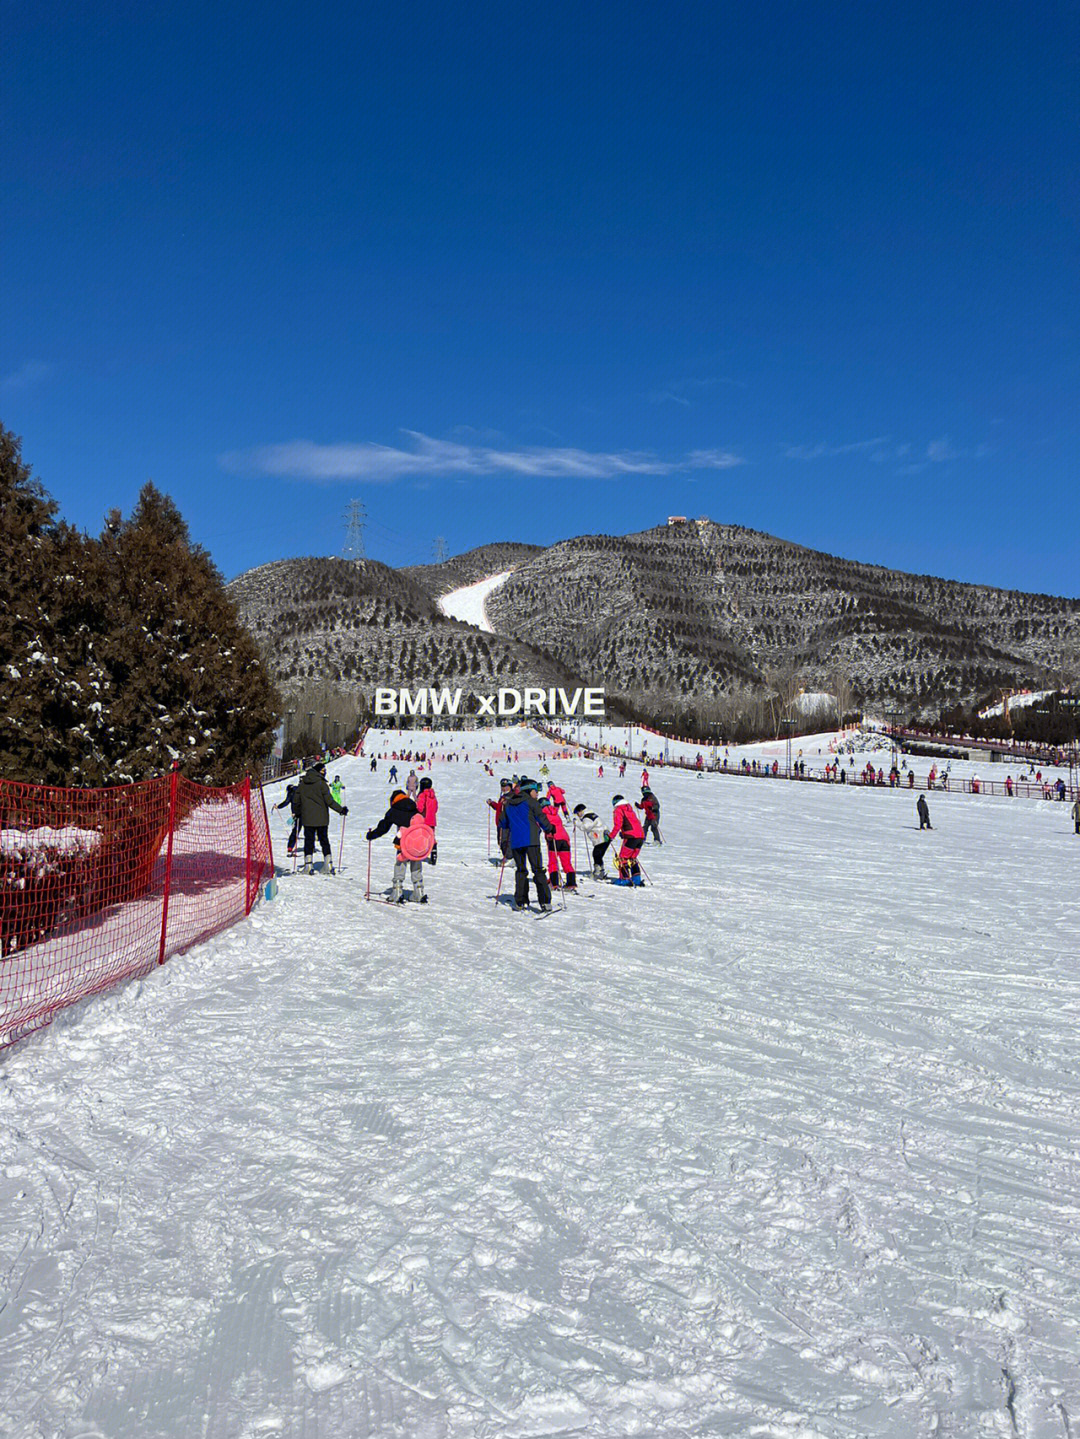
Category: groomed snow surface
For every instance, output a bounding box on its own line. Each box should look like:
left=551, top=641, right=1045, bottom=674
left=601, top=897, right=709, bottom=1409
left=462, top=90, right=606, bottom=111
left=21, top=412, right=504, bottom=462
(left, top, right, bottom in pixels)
left=435, top=572, right=514, bottom=632
left=2, top=724, right=1079, bottom=1438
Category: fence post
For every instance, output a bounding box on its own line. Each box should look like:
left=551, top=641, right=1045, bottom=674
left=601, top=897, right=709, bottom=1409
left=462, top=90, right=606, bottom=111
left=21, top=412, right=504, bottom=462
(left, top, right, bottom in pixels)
left=157, top=761, right=180, bottom=965
left=244, top=776, right=253, bottom=914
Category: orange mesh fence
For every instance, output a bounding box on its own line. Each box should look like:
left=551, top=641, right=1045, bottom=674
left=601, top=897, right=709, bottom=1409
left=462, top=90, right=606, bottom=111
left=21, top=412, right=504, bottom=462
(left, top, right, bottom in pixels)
left=1, top=770, right=273, bottom=1050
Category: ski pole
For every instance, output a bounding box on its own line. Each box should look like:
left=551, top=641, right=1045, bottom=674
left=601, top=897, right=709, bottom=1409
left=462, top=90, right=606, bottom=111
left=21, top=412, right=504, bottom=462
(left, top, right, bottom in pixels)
left=637, top=859, right=653, bottom=886
left=365, top=839, right=372, bottom=900
left=487, top=806, right=491, bottom=857
left=338, top=815, right=347, bottom=872
left=495, top=859, right=507, bottom=902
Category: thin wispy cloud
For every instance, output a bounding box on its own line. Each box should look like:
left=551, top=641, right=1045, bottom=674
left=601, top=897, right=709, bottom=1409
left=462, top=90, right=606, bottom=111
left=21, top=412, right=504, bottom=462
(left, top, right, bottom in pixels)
left=786, top=435, right=993, bottom=473
left=648, top=376, right=745, bottom=407
left=0, top=360, right=55, bottom=394
left=896, top=438, right=994, bottom=475
left=784, top=437, right=889, bottom=460
left=221, top=432, right=744, bottom=483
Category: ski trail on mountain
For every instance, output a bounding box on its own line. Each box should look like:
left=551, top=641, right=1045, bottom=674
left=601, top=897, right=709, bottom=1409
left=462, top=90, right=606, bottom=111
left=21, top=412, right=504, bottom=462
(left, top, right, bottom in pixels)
left=436, top=571, right=514, bottom=632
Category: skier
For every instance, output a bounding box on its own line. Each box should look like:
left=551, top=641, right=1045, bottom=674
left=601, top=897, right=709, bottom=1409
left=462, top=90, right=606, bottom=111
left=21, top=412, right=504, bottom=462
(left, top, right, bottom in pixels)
left=370, top=756, right=377, bottom=772
left=572, top=804, right=610, bottom=879
left=541, top=794, right=576, bottom=890
left=415, top=776, right=439, bottom=865
left=641, top=768, right=650, bottom=790
left=609, top=794, right=645, bottom=885
left=330, top=775, right=345, bottom=807
left=406, top=769, right=419, bottom=799
left=388, top=764, right=398, bottom=783
left=546, top=779, right=569, bottom=818
left=917, top=793, right=932, bottom=830
left=273, top=780, right=302, bottom=857
left=366, top=790, right=429, bottom=903
left=296, top=761, right=348, bottom=874
left=501, top=778, right=554, bottom=912
left=487, top=779, right=514, bottom=859
left=1072, top=796, right=1080, bottom=834
left=636, top=786, right=662, bottom=843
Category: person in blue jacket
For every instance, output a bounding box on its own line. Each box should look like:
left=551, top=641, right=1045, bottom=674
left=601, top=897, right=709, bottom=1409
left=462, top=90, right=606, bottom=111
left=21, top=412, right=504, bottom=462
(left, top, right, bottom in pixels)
left=499, top=778, right=555, bottom=911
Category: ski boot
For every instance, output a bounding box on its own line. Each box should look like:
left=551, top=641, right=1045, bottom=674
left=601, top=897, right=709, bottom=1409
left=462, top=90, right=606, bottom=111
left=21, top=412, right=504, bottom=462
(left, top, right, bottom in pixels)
left=390, top=882, right=405, bottom=904
left=412, top=885, right=427, bottom=904
left=302, top=859, right=313, bottom=875
left=592, top=864, right=606, bottom=881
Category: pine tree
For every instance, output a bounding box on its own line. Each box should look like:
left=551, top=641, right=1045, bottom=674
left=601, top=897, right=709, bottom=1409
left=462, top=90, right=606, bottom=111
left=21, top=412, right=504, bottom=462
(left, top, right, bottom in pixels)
left=91, top=483, right=280, bottom=782
left=0, top=425, right=97, bottom=783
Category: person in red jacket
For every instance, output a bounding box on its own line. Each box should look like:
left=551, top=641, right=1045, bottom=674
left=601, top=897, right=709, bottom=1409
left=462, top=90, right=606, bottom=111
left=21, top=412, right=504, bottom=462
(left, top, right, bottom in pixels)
left=609, top=794, right=644, bottom=884
left=541, top=797, right=576, bottom=889
left=416, top=776, right=439, bottom=865
left=487, top=779, right=513, bottom=859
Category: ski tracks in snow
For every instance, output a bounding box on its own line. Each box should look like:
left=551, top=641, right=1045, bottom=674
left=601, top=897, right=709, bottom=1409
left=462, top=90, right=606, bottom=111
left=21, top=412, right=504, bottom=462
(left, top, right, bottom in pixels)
left=1, top=732, right=1079, bottom=1436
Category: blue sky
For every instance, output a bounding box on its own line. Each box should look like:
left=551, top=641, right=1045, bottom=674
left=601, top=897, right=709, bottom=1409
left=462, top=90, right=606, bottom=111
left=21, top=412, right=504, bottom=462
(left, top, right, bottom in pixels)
left=4, top=1, right=1078, bottom=595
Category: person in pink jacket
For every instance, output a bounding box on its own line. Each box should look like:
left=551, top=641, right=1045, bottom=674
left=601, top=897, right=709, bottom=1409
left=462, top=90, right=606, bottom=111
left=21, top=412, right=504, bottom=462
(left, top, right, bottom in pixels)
left=609, top=794, right=644, bottom=885
left=546, top=780, right=569, bottom=817
left=540, top=797, right=576, bottom=890
left=416, top=776, right=439, bottom=865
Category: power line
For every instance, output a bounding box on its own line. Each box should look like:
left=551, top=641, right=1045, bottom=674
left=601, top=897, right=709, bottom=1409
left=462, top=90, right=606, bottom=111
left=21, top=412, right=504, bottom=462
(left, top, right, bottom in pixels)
left=342, top=499, right=367, bottom=560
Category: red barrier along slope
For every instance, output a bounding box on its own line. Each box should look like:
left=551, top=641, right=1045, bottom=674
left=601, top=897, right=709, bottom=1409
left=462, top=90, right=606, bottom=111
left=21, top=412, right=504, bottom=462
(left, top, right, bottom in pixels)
left=1, top=768, right=273, bottom=1050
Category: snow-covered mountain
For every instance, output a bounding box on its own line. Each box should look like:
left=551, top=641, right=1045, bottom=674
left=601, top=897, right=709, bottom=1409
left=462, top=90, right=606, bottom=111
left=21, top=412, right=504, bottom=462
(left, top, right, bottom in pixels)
left=229, top=521, right=1080, bottom=720
left=227, top=554, right=597, bottom=707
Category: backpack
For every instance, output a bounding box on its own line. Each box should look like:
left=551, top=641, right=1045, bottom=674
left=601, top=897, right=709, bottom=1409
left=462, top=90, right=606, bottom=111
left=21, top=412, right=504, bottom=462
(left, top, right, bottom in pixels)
left=398, top=814, right=436, bottom=861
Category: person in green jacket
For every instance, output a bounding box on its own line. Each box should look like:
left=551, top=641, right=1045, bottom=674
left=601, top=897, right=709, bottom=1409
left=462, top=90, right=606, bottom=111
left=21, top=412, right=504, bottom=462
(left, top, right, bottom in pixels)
left=330, top=775, right=345, bottom=807
left=296, top=761, right=348, bottom=873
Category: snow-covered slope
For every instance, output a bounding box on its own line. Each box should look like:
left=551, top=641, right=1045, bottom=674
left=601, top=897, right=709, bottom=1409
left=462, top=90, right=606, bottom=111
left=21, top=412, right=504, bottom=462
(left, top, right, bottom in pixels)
left=2, top=724, right=1078, bottom=1436
left=435, top=569, right=514, bottom=632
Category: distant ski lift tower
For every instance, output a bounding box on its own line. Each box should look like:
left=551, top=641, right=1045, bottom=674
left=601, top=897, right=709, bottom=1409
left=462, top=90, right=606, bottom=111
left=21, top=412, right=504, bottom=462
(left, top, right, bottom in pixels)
left=342, top=499, right=366, bottom=560
left=433, top=536, right=448, bottom=564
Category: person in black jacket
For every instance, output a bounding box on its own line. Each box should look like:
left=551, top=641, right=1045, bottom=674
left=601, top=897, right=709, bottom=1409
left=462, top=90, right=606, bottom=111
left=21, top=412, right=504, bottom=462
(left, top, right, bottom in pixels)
left=917, top=793, right=932, bottom=830
left=500, top=778, right=554, bottom=911
left=367, top=790, right=426, bottom=902
left=274, top=781, right=302, bottom=857
left=636, top=787, right=662, bottom=844
left=295, top=762, right=347, bottom=873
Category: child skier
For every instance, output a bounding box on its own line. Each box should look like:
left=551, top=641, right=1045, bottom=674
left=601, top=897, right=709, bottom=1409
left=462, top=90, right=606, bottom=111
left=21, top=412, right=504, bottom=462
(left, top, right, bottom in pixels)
left=573, top=804, right=610, bottom=879
left=366, top=790, right=430, bottom=903
left=274, top=781, right=302, bottom=857
left=541, top=795, right=576, bottom=890
left=415, top=776, right=438, bottom=864
left=609, top=794, right=645, bottom=885
left=546, top=779, right=569, bottom=817
left=636, top=786, right=662, bottom=843
left=488, top=779, right=514, bottom=859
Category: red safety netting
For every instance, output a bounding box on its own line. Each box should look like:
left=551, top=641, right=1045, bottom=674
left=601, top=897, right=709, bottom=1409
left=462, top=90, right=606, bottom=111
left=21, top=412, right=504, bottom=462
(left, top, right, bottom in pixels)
left=1, top=769, right=273, bottom=1050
